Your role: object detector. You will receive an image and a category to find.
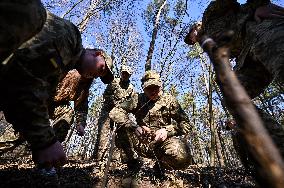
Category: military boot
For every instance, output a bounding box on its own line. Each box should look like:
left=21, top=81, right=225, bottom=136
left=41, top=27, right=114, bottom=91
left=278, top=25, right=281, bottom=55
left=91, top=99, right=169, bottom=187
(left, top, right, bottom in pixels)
left=121, top=159, right=143, bottom=188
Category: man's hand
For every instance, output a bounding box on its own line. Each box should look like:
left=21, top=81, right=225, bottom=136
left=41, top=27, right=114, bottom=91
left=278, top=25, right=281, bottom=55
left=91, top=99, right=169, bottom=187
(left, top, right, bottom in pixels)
left=184, top=22, right=202, bottom=45
left=154, top=128, right=168, bottom=143
left=32, top=141, right=67, bottom=169
left=135, top=126, right=151, bottom=138
left=76, top=124, right=85, bottom=136
left=225, top=119, right=237, bottom=130
left=254, top=3, right=284, bottom=23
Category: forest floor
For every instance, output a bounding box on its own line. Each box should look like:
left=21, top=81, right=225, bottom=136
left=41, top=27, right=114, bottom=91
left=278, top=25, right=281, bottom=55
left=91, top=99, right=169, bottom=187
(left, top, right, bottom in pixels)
left=0, top=151, right=256, bottom=188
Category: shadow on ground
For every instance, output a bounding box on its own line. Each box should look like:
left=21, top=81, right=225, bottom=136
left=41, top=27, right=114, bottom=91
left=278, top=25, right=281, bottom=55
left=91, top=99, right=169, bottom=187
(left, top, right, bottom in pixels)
left=0, top=157, right=255, bottom=188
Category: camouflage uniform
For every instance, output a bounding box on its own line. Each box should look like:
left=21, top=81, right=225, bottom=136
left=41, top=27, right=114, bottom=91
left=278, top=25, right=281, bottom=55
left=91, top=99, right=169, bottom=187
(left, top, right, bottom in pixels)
left=201, top=0, right=283, bottom=98
left=50, top=69, right=93, bottom=142
left=94, top=65, right=135, bottom=161
left=109, top=71, right=193, bottom=170
left=200, top=0, right=284, bottom=167
left=0, top=0, right=46, bottom=63
left=0, top=11, right=83, bottom=150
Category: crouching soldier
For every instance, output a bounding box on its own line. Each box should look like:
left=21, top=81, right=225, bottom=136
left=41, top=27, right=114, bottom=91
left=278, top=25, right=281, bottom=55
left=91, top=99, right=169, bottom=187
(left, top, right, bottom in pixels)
left=0, top=10, right=114, bottom=174
left=94, top=65, right=136, bottom=162
left=184, top=1, right=284, bottom=182
left=109, top=70, right=194, bottom=186
left=50, top=49, right=113, bottom=143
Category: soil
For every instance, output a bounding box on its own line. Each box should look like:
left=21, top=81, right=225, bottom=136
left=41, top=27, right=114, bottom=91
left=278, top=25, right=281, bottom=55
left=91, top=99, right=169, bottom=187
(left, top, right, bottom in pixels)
left=0, top=154, right=255, bottom=188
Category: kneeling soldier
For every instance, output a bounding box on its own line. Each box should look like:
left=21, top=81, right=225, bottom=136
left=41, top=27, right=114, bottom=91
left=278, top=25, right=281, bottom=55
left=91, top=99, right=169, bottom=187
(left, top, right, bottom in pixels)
left=109, top=70, right=194, bottom=185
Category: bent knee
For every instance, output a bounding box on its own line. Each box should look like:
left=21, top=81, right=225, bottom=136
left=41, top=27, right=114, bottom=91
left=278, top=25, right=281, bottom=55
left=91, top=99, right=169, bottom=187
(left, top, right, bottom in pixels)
left=162, top=139, right=194, bottom=169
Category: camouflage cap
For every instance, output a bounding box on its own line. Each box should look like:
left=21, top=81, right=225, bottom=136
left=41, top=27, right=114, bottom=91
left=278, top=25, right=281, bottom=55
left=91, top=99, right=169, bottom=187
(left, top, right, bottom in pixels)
left=120, top=65, right=133, bottom=75
left=141, top=70, right=162, bottom=89
left=95, top=49, right=114, bottom=84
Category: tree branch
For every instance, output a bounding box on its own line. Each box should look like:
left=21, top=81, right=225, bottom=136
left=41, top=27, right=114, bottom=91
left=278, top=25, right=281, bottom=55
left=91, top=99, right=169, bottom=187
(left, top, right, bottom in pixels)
left=145, top=0, right=167, bottom=71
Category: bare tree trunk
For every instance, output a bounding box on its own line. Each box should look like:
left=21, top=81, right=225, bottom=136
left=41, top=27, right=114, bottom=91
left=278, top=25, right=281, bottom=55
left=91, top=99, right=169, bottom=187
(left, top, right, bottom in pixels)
left=145, top=0, right=167, bottom=71
left=217, top=126, right=230, bottom=166
left=213, top=81, right=230, bottom=118
left=61, top=0, right=85, bottom=18
left=215, top=126, right=225, bottom=167
left=208, top=63, right=216, bottom=166
left=101, top=122, right=117, bottom=188
left=77, top=1, right=111, bottom=32
left=191, top=101, right=203, bottom=164
left=64, top=124, right=76, bottom=155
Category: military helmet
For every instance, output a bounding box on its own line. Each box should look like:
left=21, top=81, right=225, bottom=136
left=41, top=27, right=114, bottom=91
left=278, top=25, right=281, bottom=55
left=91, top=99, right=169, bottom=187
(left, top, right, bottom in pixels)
left=120, top=65, right=133, bottom=75
left=141, top=70, right=162, bottom=89
left=94, top=49, right=114, bottom=84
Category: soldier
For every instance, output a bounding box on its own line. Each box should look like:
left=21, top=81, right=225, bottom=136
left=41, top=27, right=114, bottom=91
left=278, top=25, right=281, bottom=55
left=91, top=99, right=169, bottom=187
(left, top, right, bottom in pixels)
left=93, top=65, right=135, bottom=162
left=109, top=71, right=193, bottom=185
left=0, top=11, right=114, bottom=170
left=50, top=49, right=112, bottom=143
left=184, top=0, right=284, bottom=180
left=0, top=0, right=46, bottom=63
left=185, top=0, right=284, bottom=94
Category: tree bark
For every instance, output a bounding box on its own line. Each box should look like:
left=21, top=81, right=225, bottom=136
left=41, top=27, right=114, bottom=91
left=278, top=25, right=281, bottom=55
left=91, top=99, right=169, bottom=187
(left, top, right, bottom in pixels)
left=208, top=63, right=216, bottom=166
left=215, top=126, right=225, bottom=167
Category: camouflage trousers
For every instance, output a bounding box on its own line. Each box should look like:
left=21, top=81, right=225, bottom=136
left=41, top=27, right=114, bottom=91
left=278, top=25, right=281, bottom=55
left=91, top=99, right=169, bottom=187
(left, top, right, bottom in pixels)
left=232, top=107, right=284, bottom=170
left=249, top=20, right=284, bottom=87
left=50, top=104, right=74, bottom=143
left=93, top=109, right=112, bottom=161
left=0, top=0, right=46, bottom=63
left=116, top=126, right=193, bottom=170
left=93, top=104, right=121, bottom=161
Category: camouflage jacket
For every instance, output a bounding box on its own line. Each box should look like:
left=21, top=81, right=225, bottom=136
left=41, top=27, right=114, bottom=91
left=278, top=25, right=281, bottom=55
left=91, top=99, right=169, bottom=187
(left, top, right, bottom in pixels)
left=124, top=93, right=192, bottom=137
left=53, top=69, right=93, bottom=127
left=4, top=11, right=83, bottom=149
left=103, top=78, right=136, bottom=109
left=237, top=4, right=284, bottom=73
left=201, top=0, right=284, bottom=75
left=202, top=0, right=270, bottom=58
left=17, top=10, right=83, bottom=78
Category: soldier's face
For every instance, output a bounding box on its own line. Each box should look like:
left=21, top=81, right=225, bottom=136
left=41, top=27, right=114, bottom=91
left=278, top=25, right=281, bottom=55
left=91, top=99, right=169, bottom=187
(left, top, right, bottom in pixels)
left=121, top=71, right=130, bottom=81
left=144, top=85, right=161, bottom=101
left=80, top=50, right=107, bottom=79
